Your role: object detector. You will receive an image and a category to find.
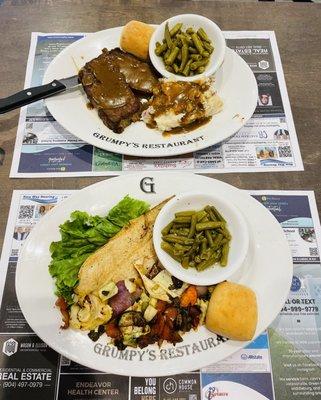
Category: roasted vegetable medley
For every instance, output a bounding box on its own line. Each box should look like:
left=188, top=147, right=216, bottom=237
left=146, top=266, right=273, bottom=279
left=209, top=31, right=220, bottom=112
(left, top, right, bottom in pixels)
left=56, top=265, right=211, bottom=350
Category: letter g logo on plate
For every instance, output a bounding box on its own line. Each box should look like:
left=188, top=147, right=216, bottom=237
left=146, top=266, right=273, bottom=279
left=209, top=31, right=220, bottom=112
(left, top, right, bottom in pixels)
left=140, top=177, right=156, bottom=194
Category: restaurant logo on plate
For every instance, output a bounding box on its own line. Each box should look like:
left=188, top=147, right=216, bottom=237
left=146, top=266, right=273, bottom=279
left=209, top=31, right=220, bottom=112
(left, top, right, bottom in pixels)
left=2, top=338, right=18, bottom=357
left=140, top=177, right=156, bottom=194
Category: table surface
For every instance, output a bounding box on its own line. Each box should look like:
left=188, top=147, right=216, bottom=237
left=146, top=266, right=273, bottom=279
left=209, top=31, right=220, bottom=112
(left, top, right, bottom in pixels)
left=0, top=0, right=321, bottom=254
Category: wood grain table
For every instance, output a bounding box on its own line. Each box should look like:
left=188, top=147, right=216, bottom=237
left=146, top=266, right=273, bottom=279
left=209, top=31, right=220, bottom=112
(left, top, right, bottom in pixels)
left=0, top=0, right=321, bottom=254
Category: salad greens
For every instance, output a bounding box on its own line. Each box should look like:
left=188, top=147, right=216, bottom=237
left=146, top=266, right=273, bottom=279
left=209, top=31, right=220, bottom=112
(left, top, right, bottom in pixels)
left=49, top=196, right=150, bottom=304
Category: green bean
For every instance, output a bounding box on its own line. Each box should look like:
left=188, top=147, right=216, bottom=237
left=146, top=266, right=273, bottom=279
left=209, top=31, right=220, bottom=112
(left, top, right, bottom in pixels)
left=220, top=243, right=229, bottom=266
left=175, top=210, right=196, bottom=217
left=197, top=253, right=218, bottom=271
left=190, top=59, right=209, bottom=71
left=161, top=221, right=174, bottom=236
left=186, top=238, right=201, bottom=257
left=200, top=246, right=213, bottom=261
left=197, top=27, right=211, bottom=43
left=174, top=216, right=191, bottom=224
left=156, top=41, right=161, bottom=48
left=161, top=241, right=181, bottom=262
left=173, top=63, right=180, bottom=73
left=212, top=233, right=224, bottom=250
left=170, top=22, right=183, bottom=37
left=194, top=255, right=202, bottom=264
left=171, top=39, right=180, bottom=48
left=173, top=246, right=190, bottom=257
left=173, top=242, right=191, bottom=251
left=203, top=42, right=214, bottom=53
left=165, top=65, right=174, bottom=73
left=165, top=22, right=173, bottom=48
left=191, top=33, right=205, bottom=54
left=165, top=46, right=180, bottom=65
left=164, top=48, right=171, bottom=59
left=179, top=33, right=193, bottom=46
left=201, top=238, right=207, bottom=253
left=211, top=206, right=226, bottom=222
left=182, top=59, right=192, bottom=76
left=190, top=54, right=202, bottom=61
left=188, top=214, right=197, bottom=238
left=188, top=46, right=198, bottom=54
left=204, top=206, right=217, bottom=221
left=202, top=51, right=210, bottom=58
left=205, top=230, right=214, bottom=247
left=186, top=27, right=195, bottom=35
left=182, top=256, right=190, bottom=269
left=218, top=226, right=232, bottom=240
left=196, top=210, right=207, bottom=222
left=163, top=235, right=194, bottom=245
left=180, top=43, right=189, bottom=71
left=196, top=221, right=225, bottom=231
left=197, top=66, right=205, bottom=74
left=155, top=42, right=168, bottom=56
left=173, top=222, right=190, bottom=228
left=171, top=228, right=190, bottom=236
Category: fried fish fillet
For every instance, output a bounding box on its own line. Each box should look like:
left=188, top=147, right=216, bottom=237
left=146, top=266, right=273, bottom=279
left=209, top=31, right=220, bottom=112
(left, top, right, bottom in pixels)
left=75, top=198, right=170, bottom=298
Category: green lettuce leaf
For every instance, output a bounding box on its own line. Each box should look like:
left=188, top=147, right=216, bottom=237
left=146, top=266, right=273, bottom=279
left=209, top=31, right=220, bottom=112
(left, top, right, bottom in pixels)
left=49, top=196, right=149, bottom=304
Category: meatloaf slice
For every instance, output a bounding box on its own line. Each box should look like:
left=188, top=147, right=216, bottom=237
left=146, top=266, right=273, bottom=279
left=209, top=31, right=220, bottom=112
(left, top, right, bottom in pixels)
left=79, top=49, right=140, bottom=133
left=107, top=48, right=158, bottom=93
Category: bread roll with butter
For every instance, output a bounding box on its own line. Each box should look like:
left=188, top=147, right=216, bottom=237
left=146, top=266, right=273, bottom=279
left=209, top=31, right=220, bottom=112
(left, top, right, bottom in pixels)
left=120, top=20, right=155, bottom=60
left=206, top=281, right=257, bottom=341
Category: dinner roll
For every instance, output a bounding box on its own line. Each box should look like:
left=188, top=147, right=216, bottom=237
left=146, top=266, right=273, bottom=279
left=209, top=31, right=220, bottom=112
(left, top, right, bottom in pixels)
left=120, top=20, right=155, bottom=60
left=205, top=281, right=257, bottom=341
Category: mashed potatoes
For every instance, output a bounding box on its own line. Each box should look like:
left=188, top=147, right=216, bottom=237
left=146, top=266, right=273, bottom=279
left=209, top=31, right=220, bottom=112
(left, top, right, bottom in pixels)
left=142, top=78, right=223, bottom=132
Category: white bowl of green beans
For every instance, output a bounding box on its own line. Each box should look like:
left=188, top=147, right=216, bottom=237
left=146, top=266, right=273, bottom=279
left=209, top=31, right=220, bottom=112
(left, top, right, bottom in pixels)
left=149, top=14, right=226, bottom=81
left=153, top=192, right=249, bottom=286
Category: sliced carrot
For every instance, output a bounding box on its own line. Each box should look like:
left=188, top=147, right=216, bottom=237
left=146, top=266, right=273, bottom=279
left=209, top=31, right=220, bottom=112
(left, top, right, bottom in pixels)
left=180, top=285, right=198, bottom=308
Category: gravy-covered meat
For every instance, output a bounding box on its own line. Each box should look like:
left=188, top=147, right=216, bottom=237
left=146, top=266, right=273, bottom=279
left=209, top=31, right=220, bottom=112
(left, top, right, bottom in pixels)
left=108, top=48, right=158, bottom=93
left=79, top=48, right=159, bottom=133
left=79, top=49, right=140, bottom=133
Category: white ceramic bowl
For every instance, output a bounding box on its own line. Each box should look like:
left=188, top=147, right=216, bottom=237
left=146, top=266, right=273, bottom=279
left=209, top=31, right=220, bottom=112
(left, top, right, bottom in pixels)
left=149, top=14, right=226, bottom=82
left=153, top=192, right=249, bottom=285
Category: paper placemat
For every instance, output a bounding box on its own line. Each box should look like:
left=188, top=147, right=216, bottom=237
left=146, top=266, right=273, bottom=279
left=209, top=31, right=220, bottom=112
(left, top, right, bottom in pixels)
left=0, top=188, right=320, bottom=399
left=10, top=31, right=303, bottom=177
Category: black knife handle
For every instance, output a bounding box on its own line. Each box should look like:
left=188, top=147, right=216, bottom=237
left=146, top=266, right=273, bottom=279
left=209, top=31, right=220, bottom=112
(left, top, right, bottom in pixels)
left=0, top=80, right=66, bottom=114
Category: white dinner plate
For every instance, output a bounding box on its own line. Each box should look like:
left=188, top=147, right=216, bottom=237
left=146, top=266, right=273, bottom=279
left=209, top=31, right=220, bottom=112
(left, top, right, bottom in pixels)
left=16, top=173, right=292, bottom=376
left=43, top=27, right=258, bottom=158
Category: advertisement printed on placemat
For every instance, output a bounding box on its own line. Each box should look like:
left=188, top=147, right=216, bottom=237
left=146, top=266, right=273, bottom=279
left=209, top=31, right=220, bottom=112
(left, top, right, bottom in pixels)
left=0, top=189, right=320, bottom=398
left=10, top=31, right=303, bottom=177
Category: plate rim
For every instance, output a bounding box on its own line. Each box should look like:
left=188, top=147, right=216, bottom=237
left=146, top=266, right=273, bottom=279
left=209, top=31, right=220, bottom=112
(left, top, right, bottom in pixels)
left=43, top=27, right=258, bottom=158
left=15, top=173, right=292, bottom=376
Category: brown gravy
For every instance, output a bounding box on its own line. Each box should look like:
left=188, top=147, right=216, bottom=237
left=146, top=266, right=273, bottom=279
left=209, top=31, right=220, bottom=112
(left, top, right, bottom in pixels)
left=163, top=116, right=212, bottom=137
